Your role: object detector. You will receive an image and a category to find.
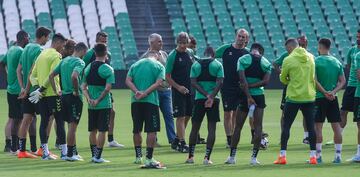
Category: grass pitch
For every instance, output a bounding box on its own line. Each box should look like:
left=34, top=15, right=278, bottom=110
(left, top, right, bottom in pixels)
left=0, top=89, right=359, bottom=177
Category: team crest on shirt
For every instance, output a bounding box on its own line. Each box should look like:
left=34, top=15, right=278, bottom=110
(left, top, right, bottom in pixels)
left=229, top=52, right=232, bottom=56
left=179, top=57, right=182, bottom=62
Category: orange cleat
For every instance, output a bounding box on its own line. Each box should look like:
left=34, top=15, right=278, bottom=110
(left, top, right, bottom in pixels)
left=35, top=148, right=43, bottom=156
left=274, top=155, right=287, bottom=165
left=18, top=151, right=38, bottom=158
left=309, top=156, right=318, bottom=165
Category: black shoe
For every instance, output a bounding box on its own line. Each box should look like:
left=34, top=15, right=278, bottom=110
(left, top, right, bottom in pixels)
left=196, top=138, right=207, bottom=144
left=302, top=137, right=309, bottom=145
left=171, top=141, right=178, bottom=150
left=3, top=145, right=10, bottom=152
left=178, top=144, right=189, bottom=153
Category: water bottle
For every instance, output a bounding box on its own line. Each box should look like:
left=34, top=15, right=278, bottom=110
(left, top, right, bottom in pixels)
left=248, top=104, right=256, bottom=118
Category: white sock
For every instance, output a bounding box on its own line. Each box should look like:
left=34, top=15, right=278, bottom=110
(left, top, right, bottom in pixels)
left=304, top=132, right=309, bottom=138
left=316, top=143, right=322, bottom=157
left=335, top=144, right=342, bottom=158
left=280, top=150, right=286, bottom=157
left=310, top=150, right=316, bottom=157
left=357, top=145, right=360, bottom=156
left=61, top=144, right=67, bottom=156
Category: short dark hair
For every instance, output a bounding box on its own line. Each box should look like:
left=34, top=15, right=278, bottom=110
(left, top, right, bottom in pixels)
left=35, top=27, right=51, bottom=39
left=52, top=33, right=67, bottom=43
left=285, top=38, right=299, bottom=47
left=74, top=42, right=88, bottom=52
left=189, top=35, right=197, bottom=45
left=204, top=46, right=215, bottom=57
left=319, top=38, right=331, bottom=49
left=16, top=30, right=28, bottom=42
left=250, top=43, right=265, bottom=55
left=94, top=43, right=107, bottom=57
left=96, top=32, right=108, bottom=41
left=64, top=39, right=76, bottom=51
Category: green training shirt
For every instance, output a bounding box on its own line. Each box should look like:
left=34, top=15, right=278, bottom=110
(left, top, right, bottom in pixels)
left=2, top=46, right=23, bottom=94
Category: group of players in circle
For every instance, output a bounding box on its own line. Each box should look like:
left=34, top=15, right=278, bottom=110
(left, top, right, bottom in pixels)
left=1, top=26, right=360, bottom=168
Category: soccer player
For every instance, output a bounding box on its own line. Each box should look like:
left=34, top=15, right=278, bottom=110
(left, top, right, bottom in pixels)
left=0, top=30, right=29, bottom=153
left=141, top=33, right=176, bottom=145
left=53, top=38, right=76, bottom=150
left=17, top=27, right=51, bottom=158
left=82, top=43, right=114, bottom=163
left=352, top=44, right=360, bottom=162
left=314, top=38, right=345, bottom=164
left=166, top=32, right=194, bottom=153
left=186, top=35, right=206, bottom=145
left=273, top=36, right=310, bottom=144
left=340, top=30, right=360, bottom=142
left=83, top=32, right=124, bottom=148
left=215, top=29, right=249, bottom=147
left=48, top=42, right=88, bottom=161
left=274, top=39, right=317, bottom=165
left=185, top=47, right=224, bottom=165
left=225, top=43, right=271, bottom=165
left=29, top=33, right=67, bottom=160
left=126, top=51, right=165, bottom=168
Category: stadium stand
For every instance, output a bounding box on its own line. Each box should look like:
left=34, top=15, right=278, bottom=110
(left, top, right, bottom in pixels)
left=0, top=0, right=359, bottom=67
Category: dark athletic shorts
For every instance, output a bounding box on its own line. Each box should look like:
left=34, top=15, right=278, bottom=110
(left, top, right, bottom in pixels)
left=192, top=98, right=220, bottom=123
left=341, top=86, right=356, bottom=112
left=172, top=89, right=193, bottom=117
left=7, top=92, right=22, bottom=119
left=88, top=108, right=111, bottom=132
left=314, top=97, right=341, bottom=123
left=131, top=102, right=160, bottom=133
left=61, top=94, right=83, bottom=124
left=238, top=95, right=266, bottom=112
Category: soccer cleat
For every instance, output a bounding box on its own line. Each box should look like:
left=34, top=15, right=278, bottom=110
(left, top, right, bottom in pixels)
left=3, top=145, right=11, bottom=152
left=302, top=137, right=309, bottom=145
left=350, top=155, right=360, bottom=162
left=134, top=157, right=143, bottom=164
left=35, top=148, right=43, bottom=156
left=93, top=158, right=110, bottom=163
left=144, top=158, right=161, bottom=168
left=65, top=156, right=82, bottom=162
left=55, top=143, right=61, bottom=150
left=273, top=156, right=287, bottom=165
left=61, top=154, right=67, bottom=160
left=224, top=156, right=236, bottom=164
left=18, top=151, right=37, bottom=158
left=9, top=150, right=19, bottom=156
left=308, top=156, right=318, bottom=165
left=250, top=158, right=260, bottom=165
left=203, top=158, right=213, bottom=165
left=42, top=154, right=57, bottom=160
left=197, top=138, right=207, bottom=144
left=73, top=154, right=84, bottom=161
left=325, top=140, right=334, bottom=146
left=332, top=156, right=341, bottom=164
left=171, top=142, right=178, bottom=151
left=185, top=157, right=194, bottom=164
left=317, top=156, right=323, bottom=164
left=108, top=140, right=125, bottom=148
left=178, top=144, right=189, bottom=153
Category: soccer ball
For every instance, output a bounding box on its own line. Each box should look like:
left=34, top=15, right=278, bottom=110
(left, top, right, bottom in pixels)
left=260, top=137, right=269, bottom=150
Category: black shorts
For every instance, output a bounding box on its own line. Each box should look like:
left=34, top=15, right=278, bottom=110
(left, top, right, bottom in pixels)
left=280, top=86, right=287, bottom=110
left=238, top=95, right=266, bottom=112
left=314, top=97, right=341, bottom=123
left=22, top=95, right=39, bottom=115
left=88, top=109, right=111, bottom=132
left=221, top=88, right=244, bottom=111
left=7, top=93, right=22, bottom=119
left=61, top=94, right=83, bottom=124
left=131, top=102, right=160, bottom=133
left=341, top=86, right=356, bottom=112
left=192, top=99, right=220, bottom=123
left=38, top=96, right=62, bottom=120
left=172, top=89, right=193, bottom=117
